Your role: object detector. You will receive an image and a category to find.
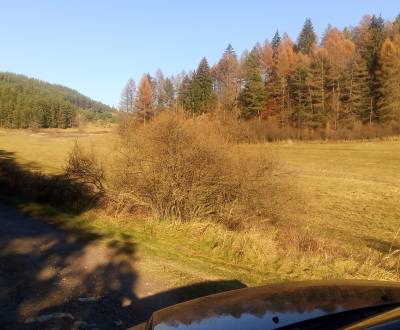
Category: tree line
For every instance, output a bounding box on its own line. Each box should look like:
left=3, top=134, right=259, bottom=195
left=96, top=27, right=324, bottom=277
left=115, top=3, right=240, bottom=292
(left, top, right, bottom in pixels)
left=0, top=72, right=113, bottom=129
left=121, top=14, right=400, bottom=134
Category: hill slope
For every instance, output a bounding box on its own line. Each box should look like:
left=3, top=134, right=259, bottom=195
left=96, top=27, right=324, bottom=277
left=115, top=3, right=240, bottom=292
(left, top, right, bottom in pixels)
left=0, top=72, right=113, bottom=128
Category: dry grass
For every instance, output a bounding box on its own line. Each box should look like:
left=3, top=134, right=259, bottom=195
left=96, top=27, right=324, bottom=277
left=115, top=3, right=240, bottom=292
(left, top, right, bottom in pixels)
left=0, top=121, right=399, bottom=284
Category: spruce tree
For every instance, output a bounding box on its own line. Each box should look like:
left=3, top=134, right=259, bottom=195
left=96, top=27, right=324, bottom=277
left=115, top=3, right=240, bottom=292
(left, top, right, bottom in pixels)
left=189, top=57, right=215, bottom=114
left=348, top=55, right=370, bottom=123
left=239, top=51, right=266, bottom=119
left=297, top=18, right=317, bottom=54
left=271, top=30, right=281, bottom=60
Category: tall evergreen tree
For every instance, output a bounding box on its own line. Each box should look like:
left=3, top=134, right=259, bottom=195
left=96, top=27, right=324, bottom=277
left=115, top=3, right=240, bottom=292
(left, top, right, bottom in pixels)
left=239, top=51, right=266, bottom=119
left=224, top=43, right=236, bottom=56
left=348, top=55, right=370, bottom=123
left=271, top=30, right=281, bottom=61
left=297, top=18, right=317, bottom=54
left=188, top=57, right=215, bottom=114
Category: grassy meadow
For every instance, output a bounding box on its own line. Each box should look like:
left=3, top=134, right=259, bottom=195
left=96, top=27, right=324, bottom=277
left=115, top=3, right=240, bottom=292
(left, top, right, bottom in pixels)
left=0, top=127, right=399, bottom=286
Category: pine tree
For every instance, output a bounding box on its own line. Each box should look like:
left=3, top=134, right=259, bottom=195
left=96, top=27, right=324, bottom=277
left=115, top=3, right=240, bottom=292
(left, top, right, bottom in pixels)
left=239, top=51, right=266, bottom=119
left=297, top=18, right=317, bottom=55
left=119, top=78, right=136, bottom=112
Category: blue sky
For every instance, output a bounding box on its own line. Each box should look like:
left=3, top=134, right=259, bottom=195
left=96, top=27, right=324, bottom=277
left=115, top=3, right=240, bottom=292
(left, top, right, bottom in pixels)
left=0, top=1, right=399, bottom=107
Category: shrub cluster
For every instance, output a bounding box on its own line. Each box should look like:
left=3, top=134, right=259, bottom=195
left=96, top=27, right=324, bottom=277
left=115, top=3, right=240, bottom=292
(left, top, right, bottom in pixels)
left=68, top=112, right=298, bottom=225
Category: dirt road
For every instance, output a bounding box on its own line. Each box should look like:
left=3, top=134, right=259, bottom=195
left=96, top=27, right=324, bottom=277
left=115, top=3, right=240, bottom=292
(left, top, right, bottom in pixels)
left=0, top=202, right=244, bottom=329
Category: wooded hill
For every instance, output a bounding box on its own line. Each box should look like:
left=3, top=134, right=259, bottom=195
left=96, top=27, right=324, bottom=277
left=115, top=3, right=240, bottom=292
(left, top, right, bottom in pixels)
left=0, top=72, right=113, bottom=128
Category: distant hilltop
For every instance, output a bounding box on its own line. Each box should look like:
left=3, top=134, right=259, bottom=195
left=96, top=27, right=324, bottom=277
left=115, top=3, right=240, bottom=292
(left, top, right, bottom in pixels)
left=0, top=72, right=114, bottom=129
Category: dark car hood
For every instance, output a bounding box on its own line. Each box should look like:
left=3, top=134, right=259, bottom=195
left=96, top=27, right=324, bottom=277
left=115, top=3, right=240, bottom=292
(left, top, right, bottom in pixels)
left=149, top=280, right=400, bottom=329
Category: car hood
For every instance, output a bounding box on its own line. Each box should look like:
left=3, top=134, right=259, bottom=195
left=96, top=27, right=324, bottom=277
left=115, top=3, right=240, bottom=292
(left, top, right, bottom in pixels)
left=148, top=280, right=400, bottom=329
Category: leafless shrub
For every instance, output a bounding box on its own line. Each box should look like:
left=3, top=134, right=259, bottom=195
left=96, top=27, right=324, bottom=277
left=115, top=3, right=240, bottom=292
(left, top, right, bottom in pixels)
left=65, top=141, right=105, bottom=194
left=103, top=112, right=298, bottom=224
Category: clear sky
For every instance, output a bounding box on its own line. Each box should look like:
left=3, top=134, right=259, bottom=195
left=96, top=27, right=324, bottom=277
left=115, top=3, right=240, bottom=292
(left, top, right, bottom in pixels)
left=0, top=1, right=399, bottom=106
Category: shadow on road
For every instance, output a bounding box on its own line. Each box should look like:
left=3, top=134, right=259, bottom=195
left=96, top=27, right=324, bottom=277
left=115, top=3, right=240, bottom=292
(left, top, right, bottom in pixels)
left=0, top=150, right=246, bottom=329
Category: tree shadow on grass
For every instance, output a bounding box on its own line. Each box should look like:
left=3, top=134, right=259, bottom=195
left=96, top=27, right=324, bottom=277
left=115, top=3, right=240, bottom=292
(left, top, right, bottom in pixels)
left=0, top=149, right=100, bottom=214
left=0, top=150, right=246, bottom=329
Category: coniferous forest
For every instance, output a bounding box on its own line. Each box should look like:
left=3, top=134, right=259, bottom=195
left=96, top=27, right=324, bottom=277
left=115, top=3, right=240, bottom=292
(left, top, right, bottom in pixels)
left=120, top=14, right=400, bottom=139
left=0, top=72, right=113, bottom=128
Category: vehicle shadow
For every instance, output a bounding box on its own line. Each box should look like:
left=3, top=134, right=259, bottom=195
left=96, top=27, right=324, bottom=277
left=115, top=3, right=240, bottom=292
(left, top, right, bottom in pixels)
left=0, top=150, right=246, bottom=329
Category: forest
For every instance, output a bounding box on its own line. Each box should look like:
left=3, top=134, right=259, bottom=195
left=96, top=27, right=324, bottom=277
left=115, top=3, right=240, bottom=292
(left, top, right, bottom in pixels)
left=0, top=72, right=113, bottom=128
left=120, top=14, right=400, bottom=139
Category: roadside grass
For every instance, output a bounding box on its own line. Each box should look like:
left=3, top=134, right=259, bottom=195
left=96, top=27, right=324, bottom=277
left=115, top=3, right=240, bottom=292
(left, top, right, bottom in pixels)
left=0, top=129, right=399, bottom=285
left=8, top=198, right=400, bottom=287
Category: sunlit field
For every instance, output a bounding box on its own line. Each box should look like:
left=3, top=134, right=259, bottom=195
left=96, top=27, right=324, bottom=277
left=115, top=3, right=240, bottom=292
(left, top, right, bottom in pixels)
left=1, top=128, right=399, bottom=285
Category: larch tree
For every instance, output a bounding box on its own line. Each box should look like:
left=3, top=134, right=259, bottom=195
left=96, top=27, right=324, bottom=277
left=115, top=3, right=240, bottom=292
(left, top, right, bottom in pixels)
left=289, top=52, right=312, bottom=129
left=177, top=73, right=193, bottom=111
left=274, top=35, right=298, bottom=126
left=119, top=78, right=136, bottom=112
left=297, top=18, right=317, bottom=55
left=377, top=36, right=400, bottom=124
left=214, top=44, right=240, bottom=117
left=163, top=77, right=175, bottom=109
left=307, top=47, right=329, bottom=127
left=154, top=69, right=166, bottom=112
left=135, top=74, right=153, bottom=125
left=322, top=27, right=357, bottom=128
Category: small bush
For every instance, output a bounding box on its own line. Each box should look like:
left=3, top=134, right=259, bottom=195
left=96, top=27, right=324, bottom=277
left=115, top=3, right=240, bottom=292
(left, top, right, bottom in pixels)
left=65, top=141, right=105, bottom=194
left=0, top=151, right=98, bottom=212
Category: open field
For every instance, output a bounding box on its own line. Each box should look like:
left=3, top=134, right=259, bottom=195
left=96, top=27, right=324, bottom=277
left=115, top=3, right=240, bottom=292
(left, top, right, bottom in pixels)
left=0, top=128, right=399, bottom=285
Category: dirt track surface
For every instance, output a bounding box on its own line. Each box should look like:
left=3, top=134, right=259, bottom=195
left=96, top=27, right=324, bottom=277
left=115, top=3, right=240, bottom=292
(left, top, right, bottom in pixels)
left=0, top=202, right=245, bottom=330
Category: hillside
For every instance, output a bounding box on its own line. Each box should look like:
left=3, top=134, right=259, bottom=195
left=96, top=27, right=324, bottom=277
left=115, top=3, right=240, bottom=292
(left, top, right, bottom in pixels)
left=0, top=72, right=113, bottom=128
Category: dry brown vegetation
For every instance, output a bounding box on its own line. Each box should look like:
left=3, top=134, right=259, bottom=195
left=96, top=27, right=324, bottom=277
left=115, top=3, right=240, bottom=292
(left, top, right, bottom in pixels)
left=217, top=117, right=400, bottom=143
left=68, top=112, right=299, bottom=228
left=0, top=122, right=399, bottom=283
